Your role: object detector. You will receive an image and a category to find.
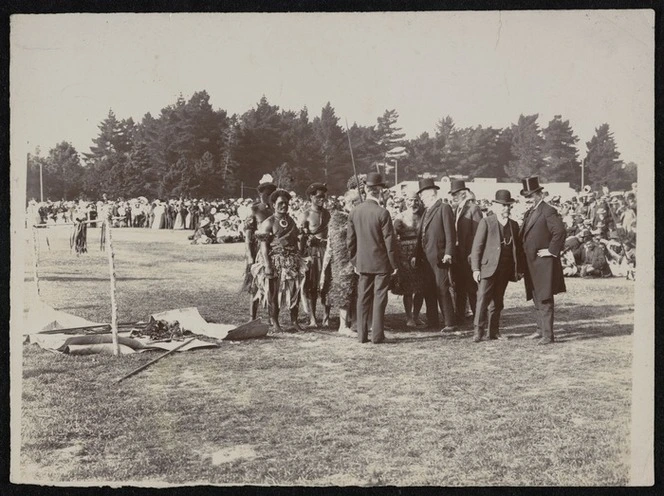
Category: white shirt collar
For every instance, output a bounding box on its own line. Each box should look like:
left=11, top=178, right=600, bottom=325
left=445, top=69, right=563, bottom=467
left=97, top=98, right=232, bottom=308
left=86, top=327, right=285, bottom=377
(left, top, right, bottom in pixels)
left=496, top=216, right=509, bottom=226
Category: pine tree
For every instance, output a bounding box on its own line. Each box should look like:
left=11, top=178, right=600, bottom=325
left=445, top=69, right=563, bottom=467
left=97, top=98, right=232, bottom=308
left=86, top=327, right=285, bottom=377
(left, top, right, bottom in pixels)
left=541, top=115, right=580, bottom=187
left=505, top=114, right=545, bottom=181
left=584, top=123, right=627, bottom=190
left=312, top=102, right=347, bottom=192
left=235, top=96, right=285, bottom=187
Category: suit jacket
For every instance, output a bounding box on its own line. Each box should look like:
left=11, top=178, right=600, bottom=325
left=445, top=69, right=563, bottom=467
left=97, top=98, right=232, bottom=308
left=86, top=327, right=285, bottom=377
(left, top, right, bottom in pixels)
left=416, top=199, right=456, bottom=269
left=471, top=215, right=524, bottom=280
left=455, top=201, right=483, bottom=264
left=347, top=199, right=397, bottom=274
left=520, top=200, right=567, bottom=301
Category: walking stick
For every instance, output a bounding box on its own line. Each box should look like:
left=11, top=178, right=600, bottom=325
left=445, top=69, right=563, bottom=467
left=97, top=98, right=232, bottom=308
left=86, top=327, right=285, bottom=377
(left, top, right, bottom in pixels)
left=344, top=118, right=364, bottom=202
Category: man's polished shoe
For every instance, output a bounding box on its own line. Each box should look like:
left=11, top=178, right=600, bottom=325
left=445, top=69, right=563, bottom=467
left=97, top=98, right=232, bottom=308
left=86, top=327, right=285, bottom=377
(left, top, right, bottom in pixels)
left=527, top=332, right=542, bottom=340
left=473, top=327, right=484, bottom=342
left=441, top=326, right=459, bottom=334
left=537, top=338, right=554, bottom=345
left=489, top=334, right=506, bottom=341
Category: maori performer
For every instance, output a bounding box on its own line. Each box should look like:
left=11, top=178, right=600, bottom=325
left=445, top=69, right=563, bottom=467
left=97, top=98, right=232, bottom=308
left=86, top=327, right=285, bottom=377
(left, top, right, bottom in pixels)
left=320, top=188, right=361, bottom=336
left=241, top=174, right=277, bottom=321
left=391, top=191, right=425, bottom=327
left=252, top=189, right=308, bottom=333
left=299, top=182, right=331, bottom=327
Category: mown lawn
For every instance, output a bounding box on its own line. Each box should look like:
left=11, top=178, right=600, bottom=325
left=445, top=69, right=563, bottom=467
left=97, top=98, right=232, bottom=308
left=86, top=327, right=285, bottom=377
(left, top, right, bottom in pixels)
left=16, top=227, right=634, bottom=486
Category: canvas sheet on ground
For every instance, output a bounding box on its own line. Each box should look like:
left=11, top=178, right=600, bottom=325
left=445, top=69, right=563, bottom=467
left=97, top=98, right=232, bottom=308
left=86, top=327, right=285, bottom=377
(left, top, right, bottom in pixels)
left=24, top=302, right=266, bottom=354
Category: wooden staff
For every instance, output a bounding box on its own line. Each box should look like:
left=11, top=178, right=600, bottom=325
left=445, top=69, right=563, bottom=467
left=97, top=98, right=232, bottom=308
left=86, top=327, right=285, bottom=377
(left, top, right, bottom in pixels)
left=104, top=216, right=120, bottom=356
left=115, top=337, right=195, bottom=383
left=345, top=118, right=364, bottom=201
left=31, top=226, right=40, bottom=298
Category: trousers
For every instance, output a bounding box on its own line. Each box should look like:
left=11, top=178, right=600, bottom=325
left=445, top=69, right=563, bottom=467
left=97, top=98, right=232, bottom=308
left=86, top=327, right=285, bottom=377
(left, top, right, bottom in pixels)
left=357, top=273, right=390, bottom=343
left=422, top=259, right=455, bottom=328
left=474, top=265, right=511, bottom=337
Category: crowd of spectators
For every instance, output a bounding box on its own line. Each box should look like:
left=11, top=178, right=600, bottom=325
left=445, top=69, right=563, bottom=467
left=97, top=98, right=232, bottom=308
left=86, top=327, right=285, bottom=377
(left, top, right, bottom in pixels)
left=26, top=183, right=637, bottom=279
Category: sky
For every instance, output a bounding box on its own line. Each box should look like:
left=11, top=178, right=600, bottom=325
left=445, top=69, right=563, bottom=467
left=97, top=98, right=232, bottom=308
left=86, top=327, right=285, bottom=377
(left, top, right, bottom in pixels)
left=10, top=10, right=654, bottom=169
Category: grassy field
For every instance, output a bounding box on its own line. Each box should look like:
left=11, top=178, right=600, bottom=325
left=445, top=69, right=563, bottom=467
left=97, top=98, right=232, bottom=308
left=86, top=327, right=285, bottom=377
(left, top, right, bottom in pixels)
left=16, top=227, right=634, bottom=486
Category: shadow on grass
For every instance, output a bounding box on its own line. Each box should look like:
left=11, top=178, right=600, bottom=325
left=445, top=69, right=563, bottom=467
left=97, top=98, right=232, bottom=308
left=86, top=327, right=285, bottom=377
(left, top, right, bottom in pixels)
left=500, top=304, right=633, bottom=341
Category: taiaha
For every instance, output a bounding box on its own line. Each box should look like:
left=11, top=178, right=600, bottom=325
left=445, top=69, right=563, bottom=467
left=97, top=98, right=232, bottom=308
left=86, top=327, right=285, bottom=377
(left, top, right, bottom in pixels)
left=344, top=118, right=364, bottom=201
left=115, top=337, right=195, bottom=383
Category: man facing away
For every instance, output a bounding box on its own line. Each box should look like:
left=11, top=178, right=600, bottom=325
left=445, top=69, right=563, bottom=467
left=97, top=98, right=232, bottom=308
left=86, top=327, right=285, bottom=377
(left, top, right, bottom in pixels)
left=471, top=190, right=524, bottom=342
left=347, top=173, right=398, bottom=344
left=519, top=176, right=566, bottom=345
left=412, top=177, right=458, bottom=334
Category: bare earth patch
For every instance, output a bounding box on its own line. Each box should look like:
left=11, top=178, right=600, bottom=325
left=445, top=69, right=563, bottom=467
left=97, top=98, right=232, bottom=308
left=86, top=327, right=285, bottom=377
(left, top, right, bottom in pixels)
left=17, top=227, right=633, bottom=486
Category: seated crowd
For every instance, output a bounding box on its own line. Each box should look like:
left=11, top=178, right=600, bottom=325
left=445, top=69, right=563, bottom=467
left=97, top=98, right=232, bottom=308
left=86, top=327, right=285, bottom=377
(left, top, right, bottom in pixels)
left=26, top=180, right=637, bottom=280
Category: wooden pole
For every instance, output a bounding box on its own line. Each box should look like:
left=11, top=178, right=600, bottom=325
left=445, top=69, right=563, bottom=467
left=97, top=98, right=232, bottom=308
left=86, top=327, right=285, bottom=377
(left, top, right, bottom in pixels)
left=115, top=337, right=194, bottom=383
left=104, top=216, right=120, bottom=356
left=31, top=227, right=40, bottom=298
left=394, top=158, right=398, bottom=187
left=39, top=159, right=43, bottom=202
left=581, top=157, right=585, bottom=191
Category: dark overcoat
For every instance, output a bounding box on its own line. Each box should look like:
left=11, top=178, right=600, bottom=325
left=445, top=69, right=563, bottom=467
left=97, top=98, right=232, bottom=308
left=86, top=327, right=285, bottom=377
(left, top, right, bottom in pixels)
left=347, top=199, right=397, bottom=274
left=455, top=201, right=483, bottom=264
left=520, top=201, right=566, bottom=302
left=416, top=199, right=456, bottom=268
left=471, top=214, right=524, bottom=280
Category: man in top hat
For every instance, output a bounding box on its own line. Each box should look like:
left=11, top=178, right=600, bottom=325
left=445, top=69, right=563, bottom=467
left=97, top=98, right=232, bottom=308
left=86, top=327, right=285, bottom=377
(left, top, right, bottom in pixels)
left=242, top=174, right=277, bottom=321
left=519, top=176, right=566, bottom=345
left=412, top=177, right=458, bottom=333
left=347, top=172, right=398, bottom=344
left=449, top=179, right=483, bottom=326
left=470, top=190, right=524, bottom=342
left=299, top=182, right=332, bottom=327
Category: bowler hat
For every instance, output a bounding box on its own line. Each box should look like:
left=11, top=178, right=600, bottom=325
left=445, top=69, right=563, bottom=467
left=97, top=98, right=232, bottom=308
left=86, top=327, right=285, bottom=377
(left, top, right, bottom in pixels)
left=417, top=178, right=440, bottom=195
left=306, top=182, right=327, bottom=196
left=492, top=189, right=516, bottom=205
left=365, top=172, right=386, bottom=188
left=520, top=176, right=544, bottom=197
left=449, top=179, right=469, bottom=195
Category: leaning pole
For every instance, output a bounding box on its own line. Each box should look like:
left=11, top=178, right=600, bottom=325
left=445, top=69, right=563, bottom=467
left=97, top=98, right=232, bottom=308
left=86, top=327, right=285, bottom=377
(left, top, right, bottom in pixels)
left=104, top=213, right=120, bottom=356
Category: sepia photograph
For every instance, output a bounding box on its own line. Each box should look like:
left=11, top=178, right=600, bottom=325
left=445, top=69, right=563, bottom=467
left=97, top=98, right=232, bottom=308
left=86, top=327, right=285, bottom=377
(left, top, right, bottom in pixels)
left=9, top=10, right=654, bottom=487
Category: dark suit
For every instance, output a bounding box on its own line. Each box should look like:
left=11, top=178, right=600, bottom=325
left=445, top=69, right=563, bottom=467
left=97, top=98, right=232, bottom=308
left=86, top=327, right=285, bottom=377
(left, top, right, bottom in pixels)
left=471, top=215, right=524, bottom=337
left=452, top=201, right=483, bottom=323
left=520, top=201, right=566, bottom=342
left=347, top=199, right=398, bottom=343
left=415, top=199, right=457, bottom=328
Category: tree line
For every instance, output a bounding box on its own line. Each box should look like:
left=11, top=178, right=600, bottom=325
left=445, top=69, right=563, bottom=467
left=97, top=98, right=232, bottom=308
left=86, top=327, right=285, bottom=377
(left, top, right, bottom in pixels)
left=26, top=90, right=637, bottom=201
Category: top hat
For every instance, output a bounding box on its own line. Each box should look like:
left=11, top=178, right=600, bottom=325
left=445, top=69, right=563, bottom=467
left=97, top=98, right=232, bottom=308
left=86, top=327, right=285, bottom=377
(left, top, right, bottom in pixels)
left=492, top=189, right=516, bottom=205
left=306, top=182, right=328, bottom=197
left=417, top=178, right=440, bottom=195
left=449, top=179, right=469, bottom=195
left=365, top=172, right=386, bottom=188
left=520, top=176, right=544, bottom=197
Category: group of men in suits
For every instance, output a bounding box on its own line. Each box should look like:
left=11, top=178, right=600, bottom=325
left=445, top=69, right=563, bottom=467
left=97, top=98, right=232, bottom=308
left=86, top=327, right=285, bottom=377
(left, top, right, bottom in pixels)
left=347, top=173, right=566, bottom=346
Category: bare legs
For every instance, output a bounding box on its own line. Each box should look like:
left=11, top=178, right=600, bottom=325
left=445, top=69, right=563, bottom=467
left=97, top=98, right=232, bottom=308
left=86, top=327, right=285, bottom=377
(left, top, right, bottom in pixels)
left=404, top=292, right=425, bottom=327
